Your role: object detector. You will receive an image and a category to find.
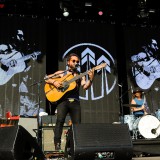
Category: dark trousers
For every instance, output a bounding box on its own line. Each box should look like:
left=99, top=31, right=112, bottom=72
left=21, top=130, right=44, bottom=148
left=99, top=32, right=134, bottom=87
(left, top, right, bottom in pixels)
left=54, top=99, right=81, bottom=145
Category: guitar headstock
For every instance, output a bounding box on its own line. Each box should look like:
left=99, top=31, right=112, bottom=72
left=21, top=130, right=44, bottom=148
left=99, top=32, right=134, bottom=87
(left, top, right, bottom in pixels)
left=94, top=63, right=107, bottom=71
left=34, top=51, right=41, bottom=56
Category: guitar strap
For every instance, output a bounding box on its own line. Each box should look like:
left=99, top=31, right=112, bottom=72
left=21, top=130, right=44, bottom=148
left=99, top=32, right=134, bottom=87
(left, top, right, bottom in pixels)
left=63, top=70, right=80, bottom=100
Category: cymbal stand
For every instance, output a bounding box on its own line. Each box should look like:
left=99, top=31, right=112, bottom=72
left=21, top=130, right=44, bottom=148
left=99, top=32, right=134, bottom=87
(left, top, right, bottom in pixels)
left=118, top=84, right=124, bottom=123
left=119, top=86, right=131, bottom=123
left=44, top=68, right=73, bottom=80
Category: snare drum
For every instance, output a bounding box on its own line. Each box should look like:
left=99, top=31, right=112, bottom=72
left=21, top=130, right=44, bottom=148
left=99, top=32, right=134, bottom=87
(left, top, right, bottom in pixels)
left=124, top=115, right=135, bottom=131
left=133, top=115, right=160, bottom=139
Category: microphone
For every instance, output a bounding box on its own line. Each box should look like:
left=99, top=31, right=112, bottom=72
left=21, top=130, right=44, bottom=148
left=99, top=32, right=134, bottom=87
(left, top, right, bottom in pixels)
left=131, top=85, right=133, bottom=93
left=75, top=64, right=80, bottom=68
left=118, top=83, right=122, bottom=87
left=44, top=75, right=48, bottom=80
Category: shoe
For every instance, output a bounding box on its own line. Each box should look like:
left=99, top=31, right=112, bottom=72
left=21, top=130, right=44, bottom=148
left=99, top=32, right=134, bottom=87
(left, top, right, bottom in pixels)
left=55, top=143, right=61, bottom=151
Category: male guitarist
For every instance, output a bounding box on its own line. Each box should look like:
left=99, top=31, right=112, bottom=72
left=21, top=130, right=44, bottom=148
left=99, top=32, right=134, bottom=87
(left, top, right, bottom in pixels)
left=131, top=39, right=160, bottom=89
left=45, top=53, right=94, bottom=150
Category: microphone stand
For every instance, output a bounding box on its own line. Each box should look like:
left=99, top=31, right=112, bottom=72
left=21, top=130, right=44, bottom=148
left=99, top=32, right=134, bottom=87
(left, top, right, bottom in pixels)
left=29, top=65, right=79, bottom=147
left=118, top=84, right=124, bottom=123
left=29, top=80, right=43, bottom=148
left=44, top=64, right=80, bottom=81
left=44, top=67, right=77, bottom=80
left=29, top=68, right=72, bottom=147
left=119, top=86, right=131, bottom=123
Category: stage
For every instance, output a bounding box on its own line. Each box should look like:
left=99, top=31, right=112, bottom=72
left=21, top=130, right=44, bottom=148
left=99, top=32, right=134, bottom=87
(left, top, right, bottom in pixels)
left=44, top=152, right=160, bottom=160
left=1, top=117, right=160, bottom=160
left=44, top=138, right=160, bottom=160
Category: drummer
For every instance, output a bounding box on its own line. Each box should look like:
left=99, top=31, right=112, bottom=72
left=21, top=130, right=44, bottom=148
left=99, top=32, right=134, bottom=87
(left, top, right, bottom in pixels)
left=130, top=88, right=148, bottom=118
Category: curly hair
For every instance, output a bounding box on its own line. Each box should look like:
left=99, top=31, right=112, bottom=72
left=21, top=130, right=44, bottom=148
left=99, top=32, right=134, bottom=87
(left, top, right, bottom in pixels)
left=66, top=53, right=80, bottom=61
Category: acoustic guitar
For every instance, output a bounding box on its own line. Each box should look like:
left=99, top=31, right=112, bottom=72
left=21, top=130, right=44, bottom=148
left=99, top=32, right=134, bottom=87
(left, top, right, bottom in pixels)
left=132, top=57, right=160, bottom=89
left=44, top=63, right=107, bottom=103
left=0, top=51, right=41, bottom=85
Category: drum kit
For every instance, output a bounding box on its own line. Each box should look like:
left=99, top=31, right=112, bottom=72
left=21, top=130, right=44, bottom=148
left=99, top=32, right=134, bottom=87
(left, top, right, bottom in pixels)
left=122, top=104, right=160, bottom=140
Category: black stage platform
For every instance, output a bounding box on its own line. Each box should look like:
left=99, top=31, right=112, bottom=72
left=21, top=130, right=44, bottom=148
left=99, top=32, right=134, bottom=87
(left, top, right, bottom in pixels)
left=133, top=138, right=160, bottom=156
left=44, top=138, right=160, bottom=159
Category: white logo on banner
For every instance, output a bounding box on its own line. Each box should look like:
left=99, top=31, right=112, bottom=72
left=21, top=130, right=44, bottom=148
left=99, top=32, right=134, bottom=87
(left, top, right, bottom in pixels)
left=62, top=43, right=117, bottom=100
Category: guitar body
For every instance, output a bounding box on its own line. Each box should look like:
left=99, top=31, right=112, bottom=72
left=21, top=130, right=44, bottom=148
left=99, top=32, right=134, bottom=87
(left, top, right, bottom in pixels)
left=44, top=74, right=77, bottom=103
left=133, top=58, right=160, bottom=89
left=133, top=67, right=154, bottom=89
left=2, top=51, right=26, bottom=73
left=0, top=51, right=41, bottom=85
left=0, top=52, right=26, bottom=85
left=44, top=63, right=107, bottom=103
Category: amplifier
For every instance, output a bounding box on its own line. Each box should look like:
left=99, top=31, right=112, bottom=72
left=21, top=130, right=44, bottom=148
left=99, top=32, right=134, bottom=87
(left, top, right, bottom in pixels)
left=42, top=126, right=70, bottom=152
left=41, top=115, right=71, bottom=152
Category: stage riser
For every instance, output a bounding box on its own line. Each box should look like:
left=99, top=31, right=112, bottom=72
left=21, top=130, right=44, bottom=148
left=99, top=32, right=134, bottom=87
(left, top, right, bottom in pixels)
left=133, top=139, right=160, bottom=155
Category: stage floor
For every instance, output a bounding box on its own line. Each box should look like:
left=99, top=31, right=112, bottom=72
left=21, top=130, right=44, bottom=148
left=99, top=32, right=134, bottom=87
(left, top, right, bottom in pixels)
left=44, top=156, right=160, bottom=160
left=44, top=152, right=160, bottom=160
left=44, top=138, right=160, bottom=160
left=133, top=157, right=160, bottom=160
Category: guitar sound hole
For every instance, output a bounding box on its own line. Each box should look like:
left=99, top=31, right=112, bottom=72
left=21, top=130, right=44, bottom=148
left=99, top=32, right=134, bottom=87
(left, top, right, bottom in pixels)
left=61, top=81, right=69, bottom=92
left=10, top=59, right=17, bottom=67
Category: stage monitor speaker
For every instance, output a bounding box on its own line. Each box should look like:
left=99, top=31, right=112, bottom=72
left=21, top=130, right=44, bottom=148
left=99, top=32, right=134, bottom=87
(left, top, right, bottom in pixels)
left=65, top=123, right=133, bottom=160
left=18, top=117, right=37, bottom=138
left=0, top=125, right=45, bottom=160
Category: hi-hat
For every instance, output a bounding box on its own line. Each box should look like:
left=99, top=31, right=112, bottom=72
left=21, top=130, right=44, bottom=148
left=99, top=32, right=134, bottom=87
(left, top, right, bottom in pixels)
left=123, top=104, right=141, bottom=107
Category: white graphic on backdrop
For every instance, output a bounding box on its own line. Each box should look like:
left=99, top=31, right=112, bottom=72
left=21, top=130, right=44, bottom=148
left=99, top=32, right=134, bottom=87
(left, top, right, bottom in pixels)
left=0, top=29, right=44, bottom=117
left=131, top=39, right=160, bottom=90
left=63, top=43, right=117, bottom=100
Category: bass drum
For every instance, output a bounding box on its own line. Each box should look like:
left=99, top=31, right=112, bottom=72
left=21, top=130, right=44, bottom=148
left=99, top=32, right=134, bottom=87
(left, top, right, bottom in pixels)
left=133, top=115, right=160, bottom=139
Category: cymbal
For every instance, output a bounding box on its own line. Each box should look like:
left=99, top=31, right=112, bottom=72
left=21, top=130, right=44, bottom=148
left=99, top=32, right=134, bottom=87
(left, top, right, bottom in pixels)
left=123, top=104, right=141, bottom=107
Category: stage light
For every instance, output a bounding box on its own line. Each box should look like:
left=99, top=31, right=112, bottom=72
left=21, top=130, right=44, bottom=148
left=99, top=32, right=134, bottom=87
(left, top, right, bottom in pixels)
left=85, top=2, right=92, bottom=7
left=0, top=0, right=5, bottom=8
left=137, top=9, right=149, bottom=18
left=63, top=7, right=69, bottom=17
left=98, top=11, right=103, bottom=16
left=60, top=2, right=69, bottom=17
left=0, top=4, right=4, bottom=8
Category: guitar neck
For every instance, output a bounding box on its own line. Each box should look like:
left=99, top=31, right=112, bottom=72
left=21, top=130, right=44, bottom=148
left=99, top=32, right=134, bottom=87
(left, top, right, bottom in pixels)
left=68, top=71, right=88, bottom=83
left=22, top=52, right=41, bottom=61
left=23, top=54, right=34, bottom=61
left=67, top=63, right=106, bottom=84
